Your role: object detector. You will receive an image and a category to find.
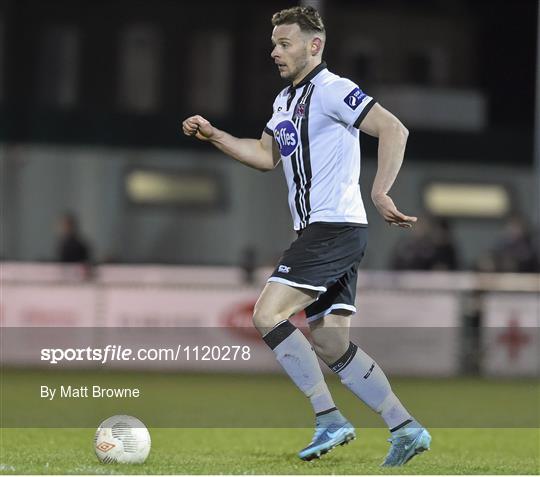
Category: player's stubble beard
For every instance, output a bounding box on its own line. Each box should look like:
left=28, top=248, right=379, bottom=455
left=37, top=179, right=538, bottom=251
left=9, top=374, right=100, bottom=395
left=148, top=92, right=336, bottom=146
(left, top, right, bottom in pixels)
left=283, top=47, right=310, bottom=84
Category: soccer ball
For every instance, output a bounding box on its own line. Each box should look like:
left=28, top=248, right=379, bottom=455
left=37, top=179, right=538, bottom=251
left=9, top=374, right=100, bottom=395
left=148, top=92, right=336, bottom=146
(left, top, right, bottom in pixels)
left=94, top=415, right=151, bottom=464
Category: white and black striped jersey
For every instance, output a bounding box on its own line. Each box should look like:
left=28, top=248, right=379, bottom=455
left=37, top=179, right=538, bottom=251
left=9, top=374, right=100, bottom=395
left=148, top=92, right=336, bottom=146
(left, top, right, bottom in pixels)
left=264, top=62, right=376, bottom=231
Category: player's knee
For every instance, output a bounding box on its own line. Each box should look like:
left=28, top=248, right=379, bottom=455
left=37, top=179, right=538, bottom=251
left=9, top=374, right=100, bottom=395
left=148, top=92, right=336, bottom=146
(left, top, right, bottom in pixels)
left=252, top=306, right=289, bottom=335
left=312, top=337, right=348, bottom=365
left=311, top=341, right=329, bottom=362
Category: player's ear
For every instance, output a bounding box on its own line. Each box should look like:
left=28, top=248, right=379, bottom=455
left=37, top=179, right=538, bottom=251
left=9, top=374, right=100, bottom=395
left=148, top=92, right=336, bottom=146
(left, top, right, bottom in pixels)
left=311, top=37, right=323, bottom=56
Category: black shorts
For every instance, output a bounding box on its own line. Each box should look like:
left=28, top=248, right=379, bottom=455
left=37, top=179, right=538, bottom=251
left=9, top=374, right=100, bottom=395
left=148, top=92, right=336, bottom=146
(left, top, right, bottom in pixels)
left=268, top=222, right=368, bottom=322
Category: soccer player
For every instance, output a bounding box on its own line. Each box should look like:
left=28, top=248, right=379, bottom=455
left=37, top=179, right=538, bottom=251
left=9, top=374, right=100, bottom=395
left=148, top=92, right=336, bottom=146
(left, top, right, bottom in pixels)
left=182, top=6, right=431, bottom=466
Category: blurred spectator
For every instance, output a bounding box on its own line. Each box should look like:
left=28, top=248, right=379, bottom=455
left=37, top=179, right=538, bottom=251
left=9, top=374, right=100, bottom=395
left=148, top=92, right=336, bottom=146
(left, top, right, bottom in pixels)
left=390, top=217, right=459, bottom=270
left=429, top=218, right=458, bottom=270
left=240, top=245, right=257, bottom=284
left=56, top=212, right=92, bottom=263
left=476, top=215, right=539, bottom=273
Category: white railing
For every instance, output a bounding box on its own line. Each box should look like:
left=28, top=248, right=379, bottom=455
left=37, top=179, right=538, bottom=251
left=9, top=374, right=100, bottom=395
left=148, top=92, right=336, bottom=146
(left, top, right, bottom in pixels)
left=1, top=262, right=538, bottom=377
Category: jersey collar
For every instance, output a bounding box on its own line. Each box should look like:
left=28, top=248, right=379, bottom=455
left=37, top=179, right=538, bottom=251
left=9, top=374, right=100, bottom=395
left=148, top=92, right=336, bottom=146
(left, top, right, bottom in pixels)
left=289, top=61, right=327, bottom=91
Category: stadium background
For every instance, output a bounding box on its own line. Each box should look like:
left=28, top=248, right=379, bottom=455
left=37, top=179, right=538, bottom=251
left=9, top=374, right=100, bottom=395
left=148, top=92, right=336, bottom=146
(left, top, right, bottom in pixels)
left=0, top=0, right=539, bottom=474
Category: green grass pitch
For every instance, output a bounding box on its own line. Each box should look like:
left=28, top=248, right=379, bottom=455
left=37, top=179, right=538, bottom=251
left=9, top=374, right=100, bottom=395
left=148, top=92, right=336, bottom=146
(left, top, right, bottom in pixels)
left=2, top=427, right=539, bottom=474
left=1, top=370, right=539, bottom=474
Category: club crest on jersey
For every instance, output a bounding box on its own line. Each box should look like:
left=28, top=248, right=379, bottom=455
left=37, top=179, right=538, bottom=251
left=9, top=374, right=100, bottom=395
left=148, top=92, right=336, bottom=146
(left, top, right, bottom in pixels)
left=274, top=120, right=299, bottom=157
left=293, top=103, right=306, bottom=119
left=343, top=87, right=367, bottom=110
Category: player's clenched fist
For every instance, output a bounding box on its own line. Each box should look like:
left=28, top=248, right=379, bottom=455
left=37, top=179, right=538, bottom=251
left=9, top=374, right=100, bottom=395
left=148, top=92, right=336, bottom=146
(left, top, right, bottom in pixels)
left=181, top=115, right=215, bottom=141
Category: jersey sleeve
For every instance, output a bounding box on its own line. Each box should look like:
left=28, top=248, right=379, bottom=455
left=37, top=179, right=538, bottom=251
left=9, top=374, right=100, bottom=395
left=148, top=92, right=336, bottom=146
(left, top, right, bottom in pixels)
left=263, top=93, right=283, bottom=136
left=322, top=78, right=376, bottom=128
left=264, top=123, right=273, bottom=136
left=264, top=111, right=274, bottom=136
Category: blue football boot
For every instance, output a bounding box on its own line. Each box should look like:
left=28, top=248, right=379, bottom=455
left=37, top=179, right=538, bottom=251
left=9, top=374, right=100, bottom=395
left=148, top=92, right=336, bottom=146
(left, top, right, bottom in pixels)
left=298, top=417, right=355, bottom=461
left=381, top=420, right=431, bottom=467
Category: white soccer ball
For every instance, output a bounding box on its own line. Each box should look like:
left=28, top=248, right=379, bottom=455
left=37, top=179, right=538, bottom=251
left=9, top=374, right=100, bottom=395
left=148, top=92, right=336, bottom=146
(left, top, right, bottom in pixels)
left=94, top=415, right=151, bottom=464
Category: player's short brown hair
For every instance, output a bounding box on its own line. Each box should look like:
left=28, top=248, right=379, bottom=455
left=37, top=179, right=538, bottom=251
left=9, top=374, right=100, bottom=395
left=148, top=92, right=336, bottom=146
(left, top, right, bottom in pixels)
left=272, top=6, right=325, bottom=34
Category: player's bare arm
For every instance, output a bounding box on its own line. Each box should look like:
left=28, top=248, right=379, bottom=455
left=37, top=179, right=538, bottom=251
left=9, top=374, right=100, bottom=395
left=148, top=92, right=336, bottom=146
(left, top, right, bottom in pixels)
left=359, top=104, right=417, bottom=228
left=182, top=115, right=281, bottom=172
